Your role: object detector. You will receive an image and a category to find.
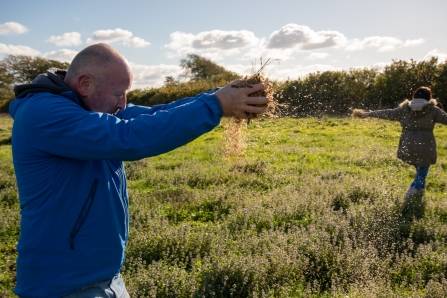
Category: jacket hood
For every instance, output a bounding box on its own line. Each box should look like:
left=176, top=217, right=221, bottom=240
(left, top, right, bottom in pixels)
left=399, top=98, right=438, bottom=118
left=13, top=68, right=71, bottom=99
left=10, top=68, right=91, bottom=119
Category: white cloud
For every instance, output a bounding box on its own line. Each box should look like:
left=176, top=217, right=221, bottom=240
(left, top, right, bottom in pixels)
left=129, top=62, right=182, bottom=89
left=87, top=28, right=133, bottom=44
left=424, top=49, right=447, bottom=62
left=192, top=30, right=258, bottom=50
left=123, top=37, right=150, bottom=48
left=86, top=28, right=150, bottom=48
left=42, top=49, right=78, bottom=62
left=266, top=24, right=347, bottom=51
left=164, top=30, right=259, bottom=58
left=0, top=43, right=40, bottom=56
left=345, top=36, right=423, bottom=52
left=161, top=24, right=425, bottom=70
left=402, top=38, right=425, bottom=47
left=46, top=32, right=83, bottom=47
left=0, top=22, right=28, bottom=35
left=377, top=45, right=396, bottom=52
left=164, top=31, right=195, bottom=51
left=236, top=24, right=344, bottom=63
left=345, top=36, right=401, bottom=51
left=306, top=52, right=329, bottom=60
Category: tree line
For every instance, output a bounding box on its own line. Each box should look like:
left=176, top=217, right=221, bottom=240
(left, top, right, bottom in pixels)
left=1, top=53, right=446, bottom=116
left=276, top=58, right=447, bottom=117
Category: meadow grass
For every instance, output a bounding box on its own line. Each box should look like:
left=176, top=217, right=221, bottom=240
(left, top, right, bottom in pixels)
left=1, top=114, right=447, bottom=297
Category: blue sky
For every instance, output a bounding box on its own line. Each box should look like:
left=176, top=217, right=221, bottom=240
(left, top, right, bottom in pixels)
left=1, top=0, right=446, bottom=89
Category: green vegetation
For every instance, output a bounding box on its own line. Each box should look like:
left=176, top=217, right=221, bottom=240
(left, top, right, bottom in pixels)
left=2, top=114, right=447, bottom=297
left=179, top=54, right=239, bottom=82
left=2, top=53, right=447, bottom=117
left=0, top=114, right=17, bottom=296
left=276, top=58, right=447, bottom=117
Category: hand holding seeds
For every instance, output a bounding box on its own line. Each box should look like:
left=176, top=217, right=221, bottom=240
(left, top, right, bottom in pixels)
left=215, top=79, right=271, bottom=119
left=351, top=109, right=370, bottom=118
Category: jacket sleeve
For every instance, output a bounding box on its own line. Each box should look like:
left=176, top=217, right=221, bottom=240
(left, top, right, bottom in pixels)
left=368, top=107, right=401, bottom=121
left=432, top=106, right=447, bottom=125
left=17, top=90, right=222, bottom=161
left=116, top=88, right=221, bottom=120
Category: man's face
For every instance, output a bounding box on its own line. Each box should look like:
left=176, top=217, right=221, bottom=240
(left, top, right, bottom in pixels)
left=85, top=63, right=133, bottom=115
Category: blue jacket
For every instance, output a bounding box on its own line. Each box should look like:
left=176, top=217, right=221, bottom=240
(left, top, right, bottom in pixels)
left=9, top=69, right=222, bottom=297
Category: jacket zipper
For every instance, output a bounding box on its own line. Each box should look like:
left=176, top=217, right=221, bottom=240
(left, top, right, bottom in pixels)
left=69, top=178, right=99, bottom=249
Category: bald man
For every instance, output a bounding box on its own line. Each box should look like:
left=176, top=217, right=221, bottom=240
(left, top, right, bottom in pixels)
left=9, top=43, right=269, bottom=298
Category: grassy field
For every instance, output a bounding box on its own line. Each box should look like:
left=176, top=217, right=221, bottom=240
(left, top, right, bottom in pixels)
left=1, top=114, right=447, bottom=297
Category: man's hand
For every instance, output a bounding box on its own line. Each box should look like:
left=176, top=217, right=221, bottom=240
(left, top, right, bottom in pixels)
left=215, top=79, right=271, bottom=119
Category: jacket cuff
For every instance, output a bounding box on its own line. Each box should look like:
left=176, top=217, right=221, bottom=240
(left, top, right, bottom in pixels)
left=199, top=89, right=223, bottom=118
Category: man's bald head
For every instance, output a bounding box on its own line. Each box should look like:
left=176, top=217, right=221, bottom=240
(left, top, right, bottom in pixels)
left=64, top=43, right=133, bottom=114
left=65, top=43, right=132, bottom=89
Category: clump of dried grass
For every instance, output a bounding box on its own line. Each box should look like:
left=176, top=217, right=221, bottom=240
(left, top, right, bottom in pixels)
left=223, top=118, right=247, bottom=157
left=351, top=108, right=365, bottom=118
left=232, top=58, right=278, bottom=123
left=224, top=58, right=279, bottom=157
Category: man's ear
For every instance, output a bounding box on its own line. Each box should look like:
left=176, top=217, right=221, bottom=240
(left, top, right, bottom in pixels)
left=76, top=74, right=94, bottom=97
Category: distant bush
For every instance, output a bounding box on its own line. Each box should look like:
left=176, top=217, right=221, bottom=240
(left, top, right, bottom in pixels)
left=275, top=58, right=447, bottom=117
left=128, top=57, right=447, bottom=117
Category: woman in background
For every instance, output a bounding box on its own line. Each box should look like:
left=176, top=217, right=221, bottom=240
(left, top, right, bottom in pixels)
left=356, top=86, right=447, bottom=199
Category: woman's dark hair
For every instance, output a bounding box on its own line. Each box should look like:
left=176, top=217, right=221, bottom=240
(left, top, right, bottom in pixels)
left=413, top=86, right=432, bottom=100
